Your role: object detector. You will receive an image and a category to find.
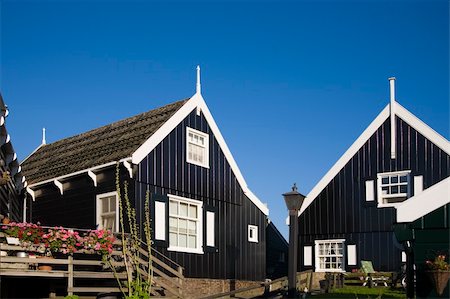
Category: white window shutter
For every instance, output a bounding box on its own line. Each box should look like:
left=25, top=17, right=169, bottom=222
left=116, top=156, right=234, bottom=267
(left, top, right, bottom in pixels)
left=347, top=245, right=357, bottom=266
left=365, top=180, right=375, bottom=201
left=304, top=246, right=312, bottom=266
left=206, top=211, right=215, bottom=247
left=414, top=176, right=423, bottom=195
left=155, top=201, right=166, bottom=241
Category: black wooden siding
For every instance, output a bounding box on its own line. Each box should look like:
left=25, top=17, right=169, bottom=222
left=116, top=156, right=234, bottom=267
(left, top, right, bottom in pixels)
left=135, top=109, right=267, bottom=281
left=298, top=116, right=450, bottom=272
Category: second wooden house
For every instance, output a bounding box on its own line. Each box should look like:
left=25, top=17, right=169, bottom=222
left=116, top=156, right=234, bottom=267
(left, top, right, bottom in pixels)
left=21, top=68, right=276, bottom=288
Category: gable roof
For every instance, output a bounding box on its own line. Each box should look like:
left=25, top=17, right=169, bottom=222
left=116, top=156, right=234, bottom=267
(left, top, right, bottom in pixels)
left=22, top=92, right=269, bottom=215
left=299, top=101, right=450, bottom=216
left=21, top=99, right=188, bottom=184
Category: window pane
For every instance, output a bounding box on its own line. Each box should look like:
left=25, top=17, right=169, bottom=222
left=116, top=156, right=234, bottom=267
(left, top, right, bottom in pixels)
left=382, top=187, right=389, bottom=194
left=180, top=203, right=188, bottom=216
left=400, top=185, right=408, bottom=193
left=188, top=220, right=196, bottom=234
left=189, top=205, right=197, bottom=218
left=188, top=235, right=196, bottom=248
left=188, top=133, right=193, bottom=141
left=382, top=177, right=389, bottom=185
left=179, top=219, right=187, bottom=234
left=170, top=233, right=177, bottom=246
left=400, top=175, right=408, bottom=183
left=391, top=176, right=398, bottom=183
left=110, top=197, right=116, bottom=212
left=169, top=201, right=178, bottom=215
left=102, top=198, right=109, bottom=213
left=169, top=217, right=178, bottom=232
left=391, top=186, right=399, bottom=194
left=179, top=234, right=187, bottom=247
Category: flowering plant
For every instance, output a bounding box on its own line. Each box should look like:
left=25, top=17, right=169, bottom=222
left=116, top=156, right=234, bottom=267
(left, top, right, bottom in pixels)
left=425, top=255, right=449, bottom=271
left=2, top=222, right=115, bottom=256
left=2, top=222, right=45, bottom=244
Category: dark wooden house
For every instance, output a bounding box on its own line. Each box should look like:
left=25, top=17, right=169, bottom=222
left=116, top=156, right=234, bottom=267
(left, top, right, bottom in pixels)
left=0, top=93, right=26, bottom=222
left=394, top=176, right=449, bottom=298
left=296, top=78, right=450, bottom=274
left=21, top=69, right=272, bottom=282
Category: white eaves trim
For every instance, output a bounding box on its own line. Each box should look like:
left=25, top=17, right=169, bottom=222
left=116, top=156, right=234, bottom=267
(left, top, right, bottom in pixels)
left=395, top=102, right=450, bottom=155
left=131, top=93, right=269, bottom=216
left=298, top=101, right=450, bottom=217
left=298, top=104, right=390, bottom=216
left=27, top=158, right=132, bottom=189
left=396, top=176, right=450, bottom=223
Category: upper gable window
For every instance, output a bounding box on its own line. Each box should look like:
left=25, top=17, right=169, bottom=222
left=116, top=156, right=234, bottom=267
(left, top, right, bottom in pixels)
left=377, top=170, right=411, bottom=207
left=186, top=127, right=209, bottom=168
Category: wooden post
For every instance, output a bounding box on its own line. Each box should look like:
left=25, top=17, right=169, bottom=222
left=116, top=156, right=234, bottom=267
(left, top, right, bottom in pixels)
left=178, top=266, right=183, bottom=297
left=368, top=273, right=373, bottom=288
left=68, top=255, right=73, bottom=296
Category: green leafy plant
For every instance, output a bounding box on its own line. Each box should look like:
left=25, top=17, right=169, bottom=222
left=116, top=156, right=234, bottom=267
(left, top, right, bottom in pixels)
left=425, top=255, right=449, bottom=271
left=107, top=163, right=153, bottom=298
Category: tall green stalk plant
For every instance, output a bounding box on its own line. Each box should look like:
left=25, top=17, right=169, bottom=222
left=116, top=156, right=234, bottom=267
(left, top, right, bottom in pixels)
left=108, top=163, right=154, bottom=298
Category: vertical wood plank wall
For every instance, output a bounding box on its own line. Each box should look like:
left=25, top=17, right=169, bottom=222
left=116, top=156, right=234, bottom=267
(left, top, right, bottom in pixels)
left=298, top=117, right=450, bottom=272
left=135, top=109, right=267, bottom=281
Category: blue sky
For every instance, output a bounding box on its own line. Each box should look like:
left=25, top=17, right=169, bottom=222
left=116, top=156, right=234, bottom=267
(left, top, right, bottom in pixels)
left=1, top=0, right=448, bottom=239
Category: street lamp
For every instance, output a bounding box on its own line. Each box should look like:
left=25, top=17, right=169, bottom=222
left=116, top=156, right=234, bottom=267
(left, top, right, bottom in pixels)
left=283, top=183, right=306, bottom=298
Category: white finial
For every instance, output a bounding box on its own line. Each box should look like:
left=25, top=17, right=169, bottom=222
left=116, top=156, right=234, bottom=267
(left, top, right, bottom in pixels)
left=42, top=128, right=46, bottom=145
left=196, top=65, right=201, bottom=94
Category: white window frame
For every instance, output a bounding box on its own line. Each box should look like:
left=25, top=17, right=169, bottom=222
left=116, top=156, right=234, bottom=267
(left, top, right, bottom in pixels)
left=314, top=239, right=345, bottom=272
left=167, top=194, right=204, bottom=254
left=96, top=191, right=119, bottom=232
left=186, top=127, right=209, bottom=168
left=377, top=170, right=411, bottom=207
left=248, top=225, right=258, bottom=243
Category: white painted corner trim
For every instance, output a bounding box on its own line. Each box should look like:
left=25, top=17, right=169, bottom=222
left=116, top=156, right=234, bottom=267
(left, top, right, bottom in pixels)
left=396, top=176, right=450, bottom=223
left=131, top=94, right=269, bottom=215
left=298, top=101, right=450, bottom=217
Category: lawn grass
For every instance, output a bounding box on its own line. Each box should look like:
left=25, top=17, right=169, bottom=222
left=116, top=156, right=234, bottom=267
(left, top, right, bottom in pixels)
left=311, top=286, right=406, bottom=299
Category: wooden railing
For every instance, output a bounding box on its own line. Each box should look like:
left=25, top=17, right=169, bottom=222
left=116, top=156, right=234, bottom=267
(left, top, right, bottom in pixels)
left=0, top=230, right=184, bottom=297
left=200, top=270, right=313, bottom=299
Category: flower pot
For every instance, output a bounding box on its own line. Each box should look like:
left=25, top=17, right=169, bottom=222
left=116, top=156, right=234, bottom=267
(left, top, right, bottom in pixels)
left=38, top=265, right=52, bottom=271
left=16, top=252, right=28, bottom=258
left=426, top=271, right=450, bottom=296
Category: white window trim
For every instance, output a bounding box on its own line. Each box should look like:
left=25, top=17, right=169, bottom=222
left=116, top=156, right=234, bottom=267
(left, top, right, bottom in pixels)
left=377, top=170, right=411, bottom=208
left=186, top=127, right=209, bottom=169
left=96, top=191, right=119, bottom=232
left=167, top=194, right=204, bottom=254
left=248, top=225, right=258, bottom=243
left=314, top=239, right=346, bottom=272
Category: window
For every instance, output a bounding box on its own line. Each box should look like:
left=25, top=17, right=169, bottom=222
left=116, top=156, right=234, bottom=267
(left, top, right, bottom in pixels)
left=96, top=192, right=119, bottom=232
left=248, top=225, right=258, bottom=243
left=168, top=195, right=203, bottom=254
left=186, top=127, right=209, bottom=168
left=315, top=239, right=345, bottom=272
left=377, top=170, right=411, bottom=207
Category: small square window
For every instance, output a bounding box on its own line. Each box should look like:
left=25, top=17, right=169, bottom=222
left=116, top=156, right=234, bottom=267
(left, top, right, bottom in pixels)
left=186, top=127, right=209, bottom=168
left=96, top=192, right=119, bottom=232
left=248, top=225, right=258, bottom=243
left=377, top=170, right=411, bottom=207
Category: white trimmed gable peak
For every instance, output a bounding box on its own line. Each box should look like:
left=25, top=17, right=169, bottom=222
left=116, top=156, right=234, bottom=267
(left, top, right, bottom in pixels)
left=298, top=101, right=450, bottom=217
left=131, top=93, right=269, bottom=216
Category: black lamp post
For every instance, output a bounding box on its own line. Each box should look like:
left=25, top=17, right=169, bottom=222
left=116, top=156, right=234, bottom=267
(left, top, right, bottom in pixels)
left=283, top=183, right=306, bottom=298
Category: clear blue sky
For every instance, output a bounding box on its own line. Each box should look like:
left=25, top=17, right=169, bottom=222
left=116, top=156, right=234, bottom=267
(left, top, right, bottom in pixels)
left=1, top=0, right=448, bottom=239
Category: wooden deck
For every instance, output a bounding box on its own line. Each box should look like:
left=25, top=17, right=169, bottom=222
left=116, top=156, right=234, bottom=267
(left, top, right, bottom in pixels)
left=0, top=231, right=184, bottom=298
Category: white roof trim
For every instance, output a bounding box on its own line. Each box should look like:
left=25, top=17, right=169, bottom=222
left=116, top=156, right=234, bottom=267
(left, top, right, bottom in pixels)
left=131, top=94, right=269, bottom=215
left=395, top=102, right=450, bottom=155
left=396, top=176, right=450, bottom=223
left=298, top=104, right=390, bottom=215
left=298, top=101, right=450, bottom=217
left=27, top=158, right=131, bottom=189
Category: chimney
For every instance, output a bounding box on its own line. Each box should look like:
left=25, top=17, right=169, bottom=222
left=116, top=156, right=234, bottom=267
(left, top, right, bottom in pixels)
left=388, top=77, right=396, bottom=159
